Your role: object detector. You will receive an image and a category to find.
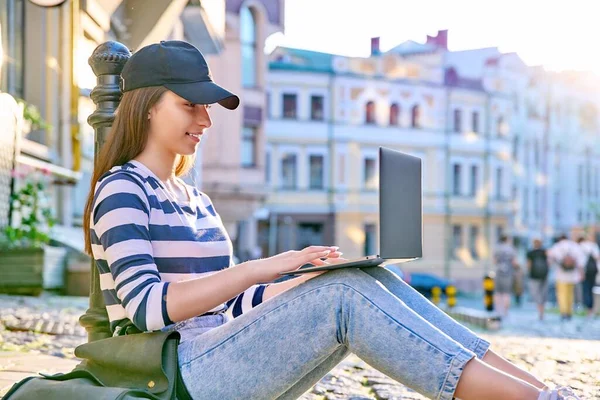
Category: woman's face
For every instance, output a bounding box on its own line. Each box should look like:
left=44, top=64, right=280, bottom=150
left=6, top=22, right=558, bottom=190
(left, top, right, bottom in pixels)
left=147, top=90, right=213, bottom=157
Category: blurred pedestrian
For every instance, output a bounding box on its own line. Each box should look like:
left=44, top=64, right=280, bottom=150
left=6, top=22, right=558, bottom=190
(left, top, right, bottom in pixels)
left=512, top=262, right=524, bottom=307
left=577, top=235, right=599, bottom=318
left=526, top=238, right=549, bottom=321
left=493, top=235, right=518, bottom=318
left=548, top=234, right=585, bottom=321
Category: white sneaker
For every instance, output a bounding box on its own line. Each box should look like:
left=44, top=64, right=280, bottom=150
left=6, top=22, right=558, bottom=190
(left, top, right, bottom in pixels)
left=538, top=386, right=582, bottom=400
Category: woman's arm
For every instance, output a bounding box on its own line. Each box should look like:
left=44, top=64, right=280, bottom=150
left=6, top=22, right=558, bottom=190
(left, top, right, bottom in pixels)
left=166, top=262, right=256, bottom=322
left=262, top=272, right=323, bottom=301
left=167, top=247, right=340, bottom=322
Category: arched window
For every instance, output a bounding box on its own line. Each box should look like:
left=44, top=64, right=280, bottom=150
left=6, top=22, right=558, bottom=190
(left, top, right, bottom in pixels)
left=472, top=111, right=479, bottom=133
left=497, top=115, right=507, bottom=136
left=389, top=103, right=400, bottom=126
left=411, top=104, right=421, bottom=128
left=241, top=6, right=257, bottom=87
left=365, top=101, right=375, bottom=124
left=453, top=109, right=462, bottom=133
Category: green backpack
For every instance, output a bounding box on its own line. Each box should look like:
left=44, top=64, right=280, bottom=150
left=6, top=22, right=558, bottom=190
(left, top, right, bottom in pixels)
left=3, top=330, right=192, bottom=400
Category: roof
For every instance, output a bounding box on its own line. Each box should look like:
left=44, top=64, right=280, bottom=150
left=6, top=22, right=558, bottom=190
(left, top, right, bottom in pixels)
left=182, top=6, right=222, bottom=55
left=443, top=47, right=501, bottom=79
left=386, top=40, right=439, bottom=56
left=269, top=47, right=335, bottom=73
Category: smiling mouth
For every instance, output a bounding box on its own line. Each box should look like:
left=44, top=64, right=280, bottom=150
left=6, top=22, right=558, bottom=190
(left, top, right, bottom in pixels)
left=185, top=132, right=202, bottom=143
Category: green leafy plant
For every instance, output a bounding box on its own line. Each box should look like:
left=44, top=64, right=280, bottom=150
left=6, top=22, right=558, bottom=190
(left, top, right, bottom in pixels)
left=0, top=168, right=56, bottom=249
left=16, top=98, right=51, bottom=131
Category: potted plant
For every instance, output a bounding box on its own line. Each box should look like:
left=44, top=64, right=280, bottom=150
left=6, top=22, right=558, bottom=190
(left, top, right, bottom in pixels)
left=0, top=167, right=65, bottom=295
left=16, top=98, right=52, bottom=136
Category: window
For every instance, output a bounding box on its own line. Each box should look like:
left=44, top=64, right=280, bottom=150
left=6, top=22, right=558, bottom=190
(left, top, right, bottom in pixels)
left=470, top=165, right=478, bottom=197
left=282, top=94, right=297, bottom=119
left=452, top=225, right=463, bottom=259
left=472, top=111, right=479, bottom=133
left=534, top=139, right=540, bottom=168
left=364, top=223, right=377, bottom=256
left=512, top=136, right=519, bottom=160
left=496, top=225, right=504, bottom=243
left=364, top=157, right=377, bottom=190
left=554, top=190, right=560, bottom=220
left=240, top=6, right=257, bottom=88
left=0, top=0, right=25, bottom=98
left=365, top=101, right=376, bottom=124
left=265, top=152, right=271, bottom=183
left=310, top=95, right=324, bottom=121
left=309, top=155, right=324, bottom=189
left=389, top=103, right=400, bottom=126
left=241, top=127, right=256, bottom=167
left=266, top=92, right=271, bottom=118
left=281, top=154, right=297, bottom=189
left=411, top=104, right=421, bottom=128
left=496, top=167, right=503, bottom=199
left=452, top=163, right=462, bottom=196
left=338, top=154, right=346, bottom=184
left=297, top=223, right=324, bottom=249
left=469, top=225, right=479, bottom=259
left=497, top=115, right=506, bottom=136
left=586, top=163, right=591, bottom=197
left=453, top=109, right=462, bottom=133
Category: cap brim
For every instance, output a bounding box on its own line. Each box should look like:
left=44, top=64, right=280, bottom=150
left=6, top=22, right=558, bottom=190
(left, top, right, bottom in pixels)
left=164, top=81, right=240, bottom=110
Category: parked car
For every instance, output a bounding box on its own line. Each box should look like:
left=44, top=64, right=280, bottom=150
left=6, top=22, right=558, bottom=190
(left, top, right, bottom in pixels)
left=385, top=265, right=452, bottom=298
left=385, top=265, right=411, bottom=285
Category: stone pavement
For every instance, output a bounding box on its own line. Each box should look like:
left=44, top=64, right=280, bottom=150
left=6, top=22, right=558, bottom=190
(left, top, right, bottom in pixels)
left=1, top=294, right=599, bottom=399
left=0, top=352, right=78, bottom=396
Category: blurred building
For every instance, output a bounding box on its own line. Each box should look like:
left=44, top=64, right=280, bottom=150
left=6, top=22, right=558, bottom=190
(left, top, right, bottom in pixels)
left=262, top=30, right=600, bottom=289
left=0, top=0, right=283, bottom=289
left=0, top=0, right=219, bottom=233
left=199, top=0, right=284, bottom=261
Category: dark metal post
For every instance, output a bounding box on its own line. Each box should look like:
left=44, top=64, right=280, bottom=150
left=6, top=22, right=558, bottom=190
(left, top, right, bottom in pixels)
left=79, top=41, right=131, bottom=342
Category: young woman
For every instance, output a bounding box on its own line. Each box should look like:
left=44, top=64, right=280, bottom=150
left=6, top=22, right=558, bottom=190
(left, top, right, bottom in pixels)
left=83, top=40, right=581, bottom=400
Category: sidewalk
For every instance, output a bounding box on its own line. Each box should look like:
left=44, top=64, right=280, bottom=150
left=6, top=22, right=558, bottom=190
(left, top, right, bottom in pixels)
left=1, top=293, right=598, bottom=399
left=0, top=352, right=78, bottom=397
left=0, top=293, right=87, bottom=397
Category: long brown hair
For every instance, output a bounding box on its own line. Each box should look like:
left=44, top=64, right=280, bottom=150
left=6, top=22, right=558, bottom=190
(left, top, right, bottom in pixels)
left=83, top=86, right=196, bottom=255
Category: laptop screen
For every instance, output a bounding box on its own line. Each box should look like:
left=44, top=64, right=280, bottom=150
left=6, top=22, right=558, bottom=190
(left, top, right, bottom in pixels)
left=378, top=147, right=423, bottom=259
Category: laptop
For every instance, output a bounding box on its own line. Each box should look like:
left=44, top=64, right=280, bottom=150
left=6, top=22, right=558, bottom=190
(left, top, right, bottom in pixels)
left=279, top=146, right=422, bottom=276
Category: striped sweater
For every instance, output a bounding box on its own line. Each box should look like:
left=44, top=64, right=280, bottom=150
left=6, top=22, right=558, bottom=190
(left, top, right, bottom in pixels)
left=90, top=160, right=268, bottom=333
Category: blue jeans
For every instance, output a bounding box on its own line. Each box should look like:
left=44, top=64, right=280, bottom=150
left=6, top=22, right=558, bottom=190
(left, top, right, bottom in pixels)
left=177, top=267, right=490, bottom=400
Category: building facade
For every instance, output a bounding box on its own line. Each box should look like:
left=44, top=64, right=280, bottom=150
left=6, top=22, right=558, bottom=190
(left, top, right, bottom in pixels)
left=200, top=0, right=284, bottom=262
left=263, top=30, right=600, bottom=289
left=0, top=0, right=283, bottom=288
left=1, top=0, right=218, bottom=234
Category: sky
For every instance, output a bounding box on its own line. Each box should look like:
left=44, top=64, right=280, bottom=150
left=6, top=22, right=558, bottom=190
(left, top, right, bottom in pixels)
left=267, top=0, right=600, bottom=73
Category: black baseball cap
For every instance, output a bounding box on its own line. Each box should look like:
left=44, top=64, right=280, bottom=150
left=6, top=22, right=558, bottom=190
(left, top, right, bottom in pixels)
left=120, top=40, right=239, bottom=110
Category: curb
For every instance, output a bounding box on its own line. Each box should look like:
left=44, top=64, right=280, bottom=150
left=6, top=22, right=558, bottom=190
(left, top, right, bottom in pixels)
left=441, top=306, right=502, bottom=331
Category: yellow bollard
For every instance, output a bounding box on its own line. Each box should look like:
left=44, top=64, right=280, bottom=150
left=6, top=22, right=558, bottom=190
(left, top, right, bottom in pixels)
left=446, top=285, right=457, bottom=309
left=431, top=286, right=442, bottom=305
left=483, top=274, right=495, bottom=312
